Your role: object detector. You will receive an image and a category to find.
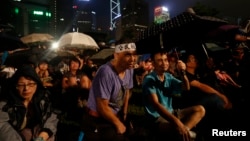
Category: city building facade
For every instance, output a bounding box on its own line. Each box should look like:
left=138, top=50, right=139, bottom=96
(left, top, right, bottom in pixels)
left=120, top=0, right=149, bottom=41
left=154, top=6, right=170, bottom=24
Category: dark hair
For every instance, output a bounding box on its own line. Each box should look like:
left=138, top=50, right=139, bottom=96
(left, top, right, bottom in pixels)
left=38, top=59, right=49, bottom=65
left=115, top=37, right=134, bottom=45
left=77, top=54, right=86, bottom=61
left=134, top=67, right=147, bottom=76
left=69, top=57, right=81, bottom=66
left=150, top=49, right=168, bottom=61
left=181, top=49, right=200, bottom=63
left=11, top=65, right=43, bottom=88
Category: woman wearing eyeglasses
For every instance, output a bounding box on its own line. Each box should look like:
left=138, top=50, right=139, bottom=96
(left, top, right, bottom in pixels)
left=0, top=65, right=60, bottom=141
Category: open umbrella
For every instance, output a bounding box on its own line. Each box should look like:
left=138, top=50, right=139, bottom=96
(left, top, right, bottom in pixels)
left=4, top=48, right=37, bottom=68
left=206, top=24, right=242, bottom=42
left=90, top=48, right=114, bottom=65
left=136, top=11, right=229, bottom=54
left=57, top=32, right=99, bottom=50
left=47, top=50, right=78, bottom=66
left=20, top=33, right=54, bottom=44
left=0, top=34, right=27, bottom=52
left=56, top=50, right=79, bottom=57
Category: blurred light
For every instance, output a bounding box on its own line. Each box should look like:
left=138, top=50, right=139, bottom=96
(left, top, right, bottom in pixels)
left=162, top=6, right=168, bottom=11
left=33, top=11, right=43, bottom=15
left=14, top=7, right=19, bottom=14
left=52, top=42, right=59, bottom=49
left=45, top=12, right=51, bottom=17
left=73, top=5, right=78, bottom=9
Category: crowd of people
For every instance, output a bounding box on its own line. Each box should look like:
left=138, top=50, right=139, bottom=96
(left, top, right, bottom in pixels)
left=0, top=32, right=249, bottom=141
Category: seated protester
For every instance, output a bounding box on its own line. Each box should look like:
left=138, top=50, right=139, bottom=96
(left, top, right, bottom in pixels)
left=127, top=67, right=148, bottom=123
left=0, top=65, right=60, bottom=141
left=220, top=44, right=250, bottom=130
left=57, top=57, right=91, bottom=141
left=222, top=44, right=250, bottom=98
left=201, top=57, right=241, bottom=90
left=142, top=50, right=205, bottom=141
left=84, top=39, right=137, bottom=141
left=62, top=57, right=92, bottom=92
left=183, top=53, right=232, bottom=111
left=35, top=60, right=53, bottom=88
left=126, top=67, right=151, bottom=140
left=182, top=53, right=234, bottom=137
left=198, top=56, right=241, bottom=107
left=167, top=53, right=179, bottom=77
left=60, top=57, right=91, bottom=111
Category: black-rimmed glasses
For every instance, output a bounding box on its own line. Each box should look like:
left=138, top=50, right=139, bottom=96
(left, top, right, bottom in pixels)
left=16, top=83, right=37, bottom=89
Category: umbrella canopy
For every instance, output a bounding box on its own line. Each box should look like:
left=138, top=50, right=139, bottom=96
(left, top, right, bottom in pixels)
left=90, top=48, right=114, bottom=65
left=206, top=24, right=241, bottom=42
left=205, top=42, right=227, bottom=52
left=0, top=34, right=27, bottom=52
left=135, top=11, right=229, bottom=54
left=4, top=49, right=38, bottom=68
left=57, top=32, right=99, bottom=50
left=20, top=33, right=54, bottom=44
left=48, top=52, right=76, bottom=66
left=56, top=50, right=79, bottom=57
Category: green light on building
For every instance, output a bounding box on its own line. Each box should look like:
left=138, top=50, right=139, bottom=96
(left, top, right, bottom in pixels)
left=33, top=11, right=44, bottom=15
left=14, top=7, right=19, bottom=14
left=45, top=12, right=51, bottom=17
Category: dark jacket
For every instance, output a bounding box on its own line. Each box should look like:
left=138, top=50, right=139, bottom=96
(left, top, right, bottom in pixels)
left=0, top=65, right=60, bottom=141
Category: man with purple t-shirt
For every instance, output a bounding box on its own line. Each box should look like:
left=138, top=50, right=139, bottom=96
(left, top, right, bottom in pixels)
left=86, top=39, right=137, bottom=141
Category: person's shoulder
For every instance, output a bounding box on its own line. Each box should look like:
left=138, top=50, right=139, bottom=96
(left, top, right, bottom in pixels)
left=36, top=89, right=52, bottom=102
left=164, top=72, right=174, bottom=77
left=143, top=71, right=157, bottom=82
left=97, top=63, right=112, bottom=73
left=126, top=68, right=134, bottom=75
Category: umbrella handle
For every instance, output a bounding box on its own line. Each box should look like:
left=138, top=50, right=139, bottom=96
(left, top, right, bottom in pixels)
left=174, top=48, right=180, bottom=60
left=160, top=33, right=164, bottom=49
left=201, top=42, right=209, bottom=59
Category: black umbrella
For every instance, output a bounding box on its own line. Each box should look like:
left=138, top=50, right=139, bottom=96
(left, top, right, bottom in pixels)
left=135, top=12, right=229, bottom=54
left=0, top=33, right=27, bottom=52
left=90, top=48, right=114, bottom=66
left=48, top=50, right=77, bottom=66
left=4, top=48, right=37, bottom=68
left=206, top=24, right=242, bottom=42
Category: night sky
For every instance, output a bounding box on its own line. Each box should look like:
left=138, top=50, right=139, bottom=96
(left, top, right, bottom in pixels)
left=86, top=0, right=250, bottom=30
left=26, top=0, right=250, bottom=30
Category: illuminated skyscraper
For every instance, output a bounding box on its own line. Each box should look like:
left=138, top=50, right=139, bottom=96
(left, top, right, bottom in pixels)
left=154, top=6, right=170, bottom=24
left=120, top=0, right=149, bottom=40
left=110, top=0, right=121, bottom=31
left=72, top=0, right=96, bottom=33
